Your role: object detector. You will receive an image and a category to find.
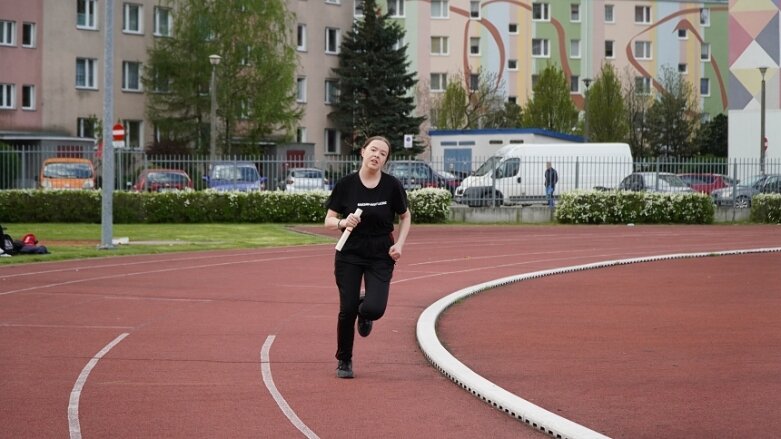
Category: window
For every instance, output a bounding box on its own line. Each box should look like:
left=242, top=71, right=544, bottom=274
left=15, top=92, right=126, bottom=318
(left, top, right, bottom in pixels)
left=123, top=120, right=142, bottom=149
left=325, top=0, right=340, bottom=4
left=151, top=70, right=171, bottom=93
left=634, top=41, right=651, bottom=60
left=431, top=36, right=448, bottom=55
left=470, top=37, right=480, bottom=55
left=678, top=63, right=687, bottom=74
left=431, top=0, right=448, bottom=18
left=0, top=20, right=16, bottom=46
left=325, top=79, right=339, bottom=104
left=354, top=0, right=364, bottom=17
left=509, top=23, right=518, bottom=34
left=239, top=99, right=251, bottom=120
left=470, top=1, right=480, bottom=19
left=22, top=22, right=36, bottom=47
left=604, top=4, right=614, bottom=23
left=635, top=76, right=651, bottom=94
left=701, top=43, right=710, bottom=61
left=0, top=84, right=15, bottom=109
left=325, top=128, right=340, bottom=154
left=508, top=96, right=517, bottom=104
left=296, top=127, right=307, bottom=143
left=532, top=38, right=549, bottom=57
left=678, top=28, right=687, bottom=39
left=469, top=74, right=479, bottom=91
left=22, top=85, right=35, bottom=110
left=325, top=27, right=340, bottom=54
left=393, top=37, right=405, bottom=51
left=388, top=0, right=404, bottom=17
left=570, top=3, right=580, bottom=22
left=700, top=78, right=710, bottom=96
left=532, top=2, right=550, bottom=21
left=76, top=58, right=98, bottom=89
left=635, top=6, right=651, bottom=24
left=700, top=8, right=710, bottom=26
left=154, top=7, right=172, bottom=37
left=570, top=39, right=580, bottom=58
left=296, top=77, right=306, bottom=103
left=123, top=3, right=143, bottom=34
left=297, top=24, right=307, bottom=51
left=77, top=117, right=96, bottom=138
left=570, top=75, right=580, bottom=93
left=508, top=59, right=518, bottom=70
left=122, top=61, right=142, bottom=91
left=531, top=74, right=539, bottom=88
left=77, top=0, right=98, bottom=30
left=605, top=40, right=614, bottom=58
left=430, top=73, right=447, bottom=92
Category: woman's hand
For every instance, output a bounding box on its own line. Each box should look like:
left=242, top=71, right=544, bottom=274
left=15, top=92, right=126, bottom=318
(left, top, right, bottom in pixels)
left=343, top=213, right=361, bottom=230
left=388, top=244, right=402, bottom=261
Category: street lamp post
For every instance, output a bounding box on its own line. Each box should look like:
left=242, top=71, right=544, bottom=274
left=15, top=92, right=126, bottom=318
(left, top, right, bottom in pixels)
left=209, top=54, right=222, bottom=162
left=759, top=67, right=768, bottom=174
left=582, top=78, right=592, bottom=142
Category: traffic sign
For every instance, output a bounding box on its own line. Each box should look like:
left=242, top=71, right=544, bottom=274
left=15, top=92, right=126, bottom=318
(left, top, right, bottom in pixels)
left=404, top=134, right=413, bottom=149
left=112, top=123, right=125, bottom=148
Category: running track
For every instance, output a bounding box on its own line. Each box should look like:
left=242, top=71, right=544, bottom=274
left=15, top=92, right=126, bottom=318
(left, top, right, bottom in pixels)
left=1, top=225, right=779, bottom=438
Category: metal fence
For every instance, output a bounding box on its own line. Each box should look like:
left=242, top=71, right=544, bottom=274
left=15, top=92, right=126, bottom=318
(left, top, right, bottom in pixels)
left=0, top=146, right=779, bottom=205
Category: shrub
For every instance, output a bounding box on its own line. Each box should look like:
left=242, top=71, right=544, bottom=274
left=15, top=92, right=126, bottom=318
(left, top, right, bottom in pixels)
left=750, top=194, right=781, bottom=223
left=556, top=190, right=714, bottom=224
left=407, top=188, right=451, bottom=223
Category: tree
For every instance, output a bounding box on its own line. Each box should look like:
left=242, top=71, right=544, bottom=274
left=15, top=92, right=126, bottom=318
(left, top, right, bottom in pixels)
left=645, top=66, right=700, bottom=157
left=331, top=0, right=425, bottom=155
left=521, top=64, right=578, bottom=133
left=623, top=68, right=654, bottom=160
left=431, top=69, right=509, bottom=130
left=483, top=101, right=523, bottom=129
left=696, top=114, right=728, bottom=157
left=144, top=0, right=301, bottom=155
left=585, top=63, right=628, bottom=142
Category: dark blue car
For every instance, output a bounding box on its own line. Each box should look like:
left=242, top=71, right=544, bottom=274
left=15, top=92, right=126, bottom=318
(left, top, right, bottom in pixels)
left=204, top=162, right=267, bottom=192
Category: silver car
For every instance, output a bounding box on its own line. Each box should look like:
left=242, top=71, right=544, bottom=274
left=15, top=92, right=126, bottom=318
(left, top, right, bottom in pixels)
left=618, top=172, right=695, bottom=193
left=711, top=174, right=781, bottom=208
left=284, top=167, right=328, bottom=192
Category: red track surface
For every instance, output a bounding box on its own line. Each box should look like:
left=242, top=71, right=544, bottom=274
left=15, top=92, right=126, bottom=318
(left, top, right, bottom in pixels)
left=1, top=225, right=779, bottom=438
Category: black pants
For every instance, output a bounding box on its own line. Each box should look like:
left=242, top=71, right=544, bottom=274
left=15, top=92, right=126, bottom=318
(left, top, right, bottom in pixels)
left=334, top=253, right=394, bottom=361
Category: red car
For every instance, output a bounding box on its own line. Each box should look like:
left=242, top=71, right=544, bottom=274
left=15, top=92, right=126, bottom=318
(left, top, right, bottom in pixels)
left=677, top=173, right=737, bottom=194
left=132, top=168, right=193, bottom=192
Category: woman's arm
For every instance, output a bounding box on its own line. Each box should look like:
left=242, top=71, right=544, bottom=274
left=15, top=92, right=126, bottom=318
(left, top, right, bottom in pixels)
left=389, top=209, right=411, bottom=261
left=324, top=209, right=344, bottom=231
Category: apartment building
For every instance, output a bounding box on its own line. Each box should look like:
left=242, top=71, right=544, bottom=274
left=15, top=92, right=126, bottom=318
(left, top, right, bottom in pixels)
left=2, top=0, right=775, bottom=164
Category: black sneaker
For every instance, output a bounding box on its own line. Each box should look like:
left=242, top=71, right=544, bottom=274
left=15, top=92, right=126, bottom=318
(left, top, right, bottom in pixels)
left=357, top=314, right=373, bottom=337
left=336, top=360, right=353, bottom=379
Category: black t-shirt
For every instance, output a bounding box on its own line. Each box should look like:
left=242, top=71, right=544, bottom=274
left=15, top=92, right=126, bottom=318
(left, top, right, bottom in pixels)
left=326, top=171, right=408, bottom=257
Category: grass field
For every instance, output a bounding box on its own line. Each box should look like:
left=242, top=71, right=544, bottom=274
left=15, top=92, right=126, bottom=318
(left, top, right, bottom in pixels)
left=0, top=223, right=334, bottom=264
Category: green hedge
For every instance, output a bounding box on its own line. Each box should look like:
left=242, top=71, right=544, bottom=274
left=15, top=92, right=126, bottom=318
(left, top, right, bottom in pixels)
left=0, top=188, right=453, bottom=224
left=555, top=190, right=716, bottom=224
left=750, top=194, right=781, bottom=223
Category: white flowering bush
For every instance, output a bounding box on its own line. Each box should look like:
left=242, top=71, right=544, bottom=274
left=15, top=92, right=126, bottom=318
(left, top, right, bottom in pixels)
left=407, top=188, right=451, bottom=223
left=750, top=194, right=781, bottom=223
left=556, top=190, right=714, bottom=224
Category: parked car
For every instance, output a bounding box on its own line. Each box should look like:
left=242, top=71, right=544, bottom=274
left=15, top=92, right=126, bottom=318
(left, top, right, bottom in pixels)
left=385, top=160, right=448, bottom=191
left=677, top=173, right=737, bottom=194
left=132, top=168, right=193, bottom=192
left=711, top=174, right=781, bottom=208
left=618, top=172, right=695, bottom=193
left=285, top=167, right=328, bottom=191
left=435, top=170, right=462, bottom=194
left=38, top=157, right=96, bottom=190
left=204, top=162, right=266, bottom=192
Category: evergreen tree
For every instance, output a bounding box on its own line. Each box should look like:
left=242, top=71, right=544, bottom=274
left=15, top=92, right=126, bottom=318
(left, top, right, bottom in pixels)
left=331, top=0, right=425, bottom=155
left=585, top=63, right=628, bottom=142
left=646, top=66, right=700, bottom=157
left=144, top=0, right=300, bottom=155
left=696, top=114, right=728, bottom=157
left=521, top=64, right=578, bottom=134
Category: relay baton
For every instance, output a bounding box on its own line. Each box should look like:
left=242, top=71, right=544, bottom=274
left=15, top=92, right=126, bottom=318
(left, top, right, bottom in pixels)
left=335, top=208, right=363, bottom=251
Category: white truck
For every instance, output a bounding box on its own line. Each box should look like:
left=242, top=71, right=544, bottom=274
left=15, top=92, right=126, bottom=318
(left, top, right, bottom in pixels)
left=454, top=143, right=633, bottom=206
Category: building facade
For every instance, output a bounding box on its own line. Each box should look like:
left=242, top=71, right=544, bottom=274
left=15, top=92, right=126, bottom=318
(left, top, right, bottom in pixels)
left=1, top=0, right=737, bottom=162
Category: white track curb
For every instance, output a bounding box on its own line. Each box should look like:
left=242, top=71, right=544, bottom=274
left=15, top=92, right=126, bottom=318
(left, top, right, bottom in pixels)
left=416, top=248, right=781, bottom=439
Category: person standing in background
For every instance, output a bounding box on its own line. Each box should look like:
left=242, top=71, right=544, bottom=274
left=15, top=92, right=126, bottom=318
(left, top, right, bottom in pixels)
left=545, top=161, right=558, bottom=208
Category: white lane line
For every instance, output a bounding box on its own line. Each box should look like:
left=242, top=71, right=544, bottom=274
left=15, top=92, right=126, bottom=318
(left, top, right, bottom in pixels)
left=68, top=332, right=129, bottom=439
left=417, top=247, right=781, bottom=439
left=260, top=335, right=320, bottom=439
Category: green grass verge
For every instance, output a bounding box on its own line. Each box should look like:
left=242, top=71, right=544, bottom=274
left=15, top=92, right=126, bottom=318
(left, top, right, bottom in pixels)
left=0, top=223, right=334, bottom=265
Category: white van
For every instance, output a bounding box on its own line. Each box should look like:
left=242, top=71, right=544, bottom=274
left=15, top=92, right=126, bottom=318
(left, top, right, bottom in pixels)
left=454, top=143, right=633, bottom=206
